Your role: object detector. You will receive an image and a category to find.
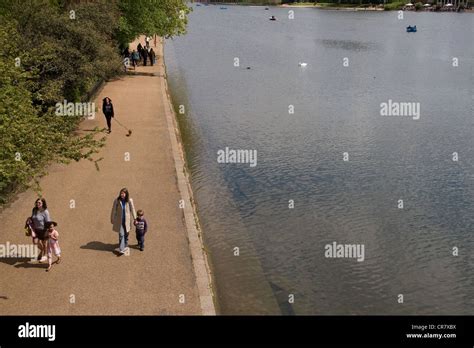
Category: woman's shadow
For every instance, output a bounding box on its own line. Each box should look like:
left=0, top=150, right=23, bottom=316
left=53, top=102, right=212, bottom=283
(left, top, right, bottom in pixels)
left=81, top=240, right=139, bottom=256
left=80, top=241, right=130, bottom=256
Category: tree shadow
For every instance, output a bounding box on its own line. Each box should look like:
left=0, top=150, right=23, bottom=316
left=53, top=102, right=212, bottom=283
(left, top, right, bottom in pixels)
left=80, top=241, right=122, bottom=256
left=78, top=128, right=102, bottom=132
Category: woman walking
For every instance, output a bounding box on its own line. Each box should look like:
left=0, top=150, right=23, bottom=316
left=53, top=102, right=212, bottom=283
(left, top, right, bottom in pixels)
left=30, top=198, right=51, bottom=262
left=111, top=188, right=137, bottom=255
left=102, top=97, right=114, bottom=134
left=149, top=48, right=156, bottom=66
left=142, top=47, right=148, bottom=66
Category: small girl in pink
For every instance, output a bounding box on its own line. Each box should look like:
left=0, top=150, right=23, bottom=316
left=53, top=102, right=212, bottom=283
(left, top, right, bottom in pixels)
left=45, top=221, right=61, bottom=272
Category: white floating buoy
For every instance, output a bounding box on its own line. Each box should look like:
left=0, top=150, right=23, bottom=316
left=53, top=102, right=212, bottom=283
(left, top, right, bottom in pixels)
left=299, top=62, right=307, bottom=67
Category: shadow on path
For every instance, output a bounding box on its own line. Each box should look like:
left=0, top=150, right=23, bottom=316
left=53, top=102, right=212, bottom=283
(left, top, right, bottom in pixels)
left=0, top=257, right=31, bottom=266
left=80, top=241, right=123, bottom=256
left=0, top=257, right=45, bottom=268
left=15, top=261, right=47, bottom=269
left=0, top=257, right=54, bottom=269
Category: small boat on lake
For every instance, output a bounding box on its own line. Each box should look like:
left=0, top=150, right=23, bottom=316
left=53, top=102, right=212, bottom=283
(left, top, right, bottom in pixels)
left=406, top=25, right=417, bottom=32
left=220, top=6, right=227, bottom=9
left=269, top=15, right=276, bottom=21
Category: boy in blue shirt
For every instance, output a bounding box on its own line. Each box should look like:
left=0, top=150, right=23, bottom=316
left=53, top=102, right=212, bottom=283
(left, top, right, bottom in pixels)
left=134, top=210, right=148, bottom=251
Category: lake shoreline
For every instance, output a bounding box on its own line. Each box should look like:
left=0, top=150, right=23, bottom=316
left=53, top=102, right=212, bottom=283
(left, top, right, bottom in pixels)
left=159, top=38, right=218, bottom=315
left=201, top=2, right=473, bottom=12
left=280, top=3, right=384, bottom=10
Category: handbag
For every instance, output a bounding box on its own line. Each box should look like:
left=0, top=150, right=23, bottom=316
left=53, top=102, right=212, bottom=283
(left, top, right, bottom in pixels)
left=24, top=218, right=35, bottom=237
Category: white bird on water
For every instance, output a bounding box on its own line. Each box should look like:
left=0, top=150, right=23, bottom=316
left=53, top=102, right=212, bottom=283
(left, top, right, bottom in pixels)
left=299, top=62, right=307, bottom=67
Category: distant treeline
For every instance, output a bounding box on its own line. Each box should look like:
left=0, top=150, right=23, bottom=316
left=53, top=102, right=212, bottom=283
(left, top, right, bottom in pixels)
left=0, top=0, right=190, bottom=204
left=205, top=0, right=471, bottom=7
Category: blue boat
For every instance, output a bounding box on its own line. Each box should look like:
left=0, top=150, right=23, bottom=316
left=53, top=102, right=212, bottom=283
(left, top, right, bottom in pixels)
left=406, top=25, right=417, bottom=32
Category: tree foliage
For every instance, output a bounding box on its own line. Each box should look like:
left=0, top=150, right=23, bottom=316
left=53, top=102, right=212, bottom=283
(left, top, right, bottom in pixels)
left=117, top=0, right=191, bottom=45
left=0, top=16, right=107, bottom=202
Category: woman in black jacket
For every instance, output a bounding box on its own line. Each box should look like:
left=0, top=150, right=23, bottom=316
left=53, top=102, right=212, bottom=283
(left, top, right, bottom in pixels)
left=149, top=48, right=156, bottom=66
left=102, top=97, right=114, bottom=133
left=142, top=47, right=148, bottom=66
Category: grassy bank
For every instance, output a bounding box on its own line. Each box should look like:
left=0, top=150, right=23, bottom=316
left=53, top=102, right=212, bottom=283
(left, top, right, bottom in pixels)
left=383, top=1, right=405, bottom=10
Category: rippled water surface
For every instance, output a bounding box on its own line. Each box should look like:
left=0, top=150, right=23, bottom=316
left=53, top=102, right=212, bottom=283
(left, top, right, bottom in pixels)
left=165, top=6, right=474, bottom=314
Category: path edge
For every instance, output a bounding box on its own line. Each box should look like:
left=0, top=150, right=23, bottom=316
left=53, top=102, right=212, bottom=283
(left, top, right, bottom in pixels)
left=158, top=38, right=217, bottom=315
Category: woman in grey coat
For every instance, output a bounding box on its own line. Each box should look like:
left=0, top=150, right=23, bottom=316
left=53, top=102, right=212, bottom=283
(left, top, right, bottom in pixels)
left=111, top=188, right=137, bottom=254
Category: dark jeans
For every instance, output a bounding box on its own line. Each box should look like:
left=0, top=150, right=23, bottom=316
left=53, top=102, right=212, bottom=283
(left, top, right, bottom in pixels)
left=105, top=115, right=112, bottom=131
left=136, top=232, right=145, bottom=249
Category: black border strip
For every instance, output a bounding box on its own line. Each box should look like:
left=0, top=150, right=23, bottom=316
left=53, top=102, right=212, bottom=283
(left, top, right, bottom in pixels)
left=0, top=315, right=472, bottom=346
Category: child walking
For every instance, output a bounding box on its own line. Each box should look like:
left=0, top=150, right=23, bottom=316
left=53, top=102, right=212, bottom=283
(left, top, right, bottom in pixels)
left=134, top=210, right=148, bottom=251
left=45, top=221, right=61, bottom=272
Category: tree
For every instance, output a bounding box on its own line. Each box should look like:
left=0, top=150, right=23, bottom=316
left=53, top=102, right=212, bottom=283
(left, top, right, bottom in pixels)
left=117, top=0, right=191, bottom=46
left=0, top=6, right=109, bottom=203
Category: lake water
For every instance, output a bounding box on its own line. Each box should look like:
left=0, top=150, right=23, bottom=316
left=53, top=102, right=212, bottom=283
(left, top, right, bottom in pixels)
left=165, top=6, right=474, bottom=314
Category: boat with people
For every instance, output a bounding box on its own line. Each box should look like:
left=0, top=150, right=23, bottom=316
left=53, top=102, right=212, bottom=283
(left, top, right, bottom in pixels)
left=406, top=25, right=417, bottom=32
left=269, top=15, right=276, bottom=21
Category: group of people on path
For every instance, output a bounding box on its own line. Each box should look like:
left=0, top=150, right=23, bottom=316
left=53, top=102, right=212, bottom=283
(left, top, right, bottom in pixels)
left=123, top=36, right=156, bottom=69
left=22, top=36, right=154, bottom=270
left=24, top=188, right=149, bottom=272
